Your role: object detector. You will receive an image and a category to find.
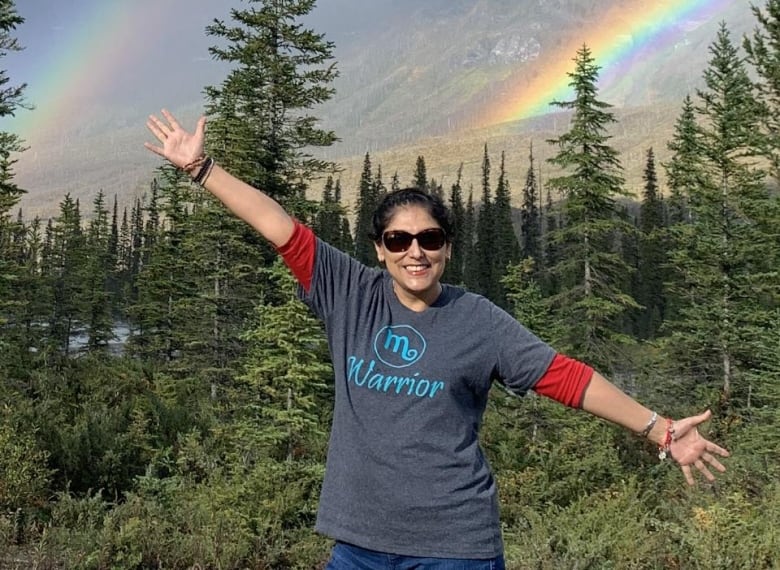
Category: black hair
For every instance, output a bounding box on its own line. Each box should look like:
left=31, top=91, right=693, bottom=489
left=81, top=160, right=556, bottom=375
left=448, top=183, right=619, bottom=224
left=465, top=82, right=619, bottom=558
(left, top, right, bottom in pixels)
left=368, top=187, right=455, bottom=243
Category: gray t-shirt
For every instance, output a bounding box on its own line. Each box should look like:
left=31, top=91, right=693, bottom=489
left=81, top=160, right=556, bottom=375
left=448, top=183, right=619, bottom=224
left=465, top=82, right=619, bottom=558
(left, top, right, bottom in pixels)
left=299, top=238, right=555, bottom=559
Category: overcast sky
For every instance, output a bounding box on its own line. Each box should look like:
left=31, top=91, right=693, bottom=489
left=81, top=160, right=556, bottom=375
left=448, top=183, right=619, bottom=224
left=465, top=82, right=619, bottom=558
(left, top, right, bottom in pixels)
left=4, top=0, right=411, bottom=143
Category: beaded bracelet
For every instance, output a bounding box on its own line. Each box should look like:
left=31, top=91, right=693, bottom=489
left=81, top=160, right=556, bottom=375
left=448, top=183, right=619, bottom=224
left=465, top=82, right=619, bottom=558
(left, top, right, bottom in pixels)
left=658, top=418, right=674, bottom=460
left=182, top=155, right=207, bottom=174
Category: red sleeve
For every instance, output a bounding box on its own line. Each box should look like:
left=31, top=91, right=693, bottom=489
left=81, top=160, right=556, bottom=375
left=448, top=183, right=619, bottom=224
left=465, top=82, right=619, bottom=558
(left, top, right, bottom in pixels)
left=533, top=353, right=594, bottom=408
left=275, top=220, right=316, bottom=292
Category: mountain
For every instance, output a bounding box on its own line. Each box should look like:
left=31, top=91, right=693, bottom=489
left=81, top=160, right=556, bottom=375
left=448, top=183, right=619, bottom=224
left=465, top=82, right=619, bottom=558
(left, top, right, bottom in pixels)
left=13, top=0, right=757, bottom=219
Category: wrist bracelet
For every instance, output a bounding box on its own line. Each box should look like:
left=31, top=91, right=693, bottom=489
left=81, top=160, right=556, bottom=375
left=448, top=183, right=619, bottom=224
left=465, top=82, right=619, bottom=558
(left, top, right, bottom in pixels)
left=658, top=418, right=674, bottom=460
left=638, top=411, right=658, bottom=438
left=193, top=156, right=214, bottom=186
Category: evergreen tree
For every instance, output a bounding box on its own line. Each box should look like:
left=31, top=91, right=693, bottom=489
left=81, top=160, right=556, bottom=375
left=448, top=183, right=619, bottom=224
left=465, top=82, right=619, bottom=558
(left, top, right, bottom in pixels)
left=48, top=195, right=86, bottom=356
left=636, top=148, right=667, bottom=339
left=130, top=167, right=196, bottom=363
left=664, top=24, right=773, bottom=407
left=664, top=96, right=703, bottom=225
left=0, top=0, right=26, bottom=373
left=83, top=190, right=115, bottom=351
left=235, top=261, right=332, bottom=462
left=443, top=164, right=465, bottom=285
left=353, top=152, right=377, bottom=265
left=493, top=151, right=521, bottom=306
left=744, top=0, right=780, bottom=181
left=541, top=186, right=560, bottom=296
left=413, top=155, right=428, bottom=191
left=475, top=144, right=498, bottom=300
left=205, top=0, right=338, bottom=200
left=520, top=142, right=542, bottom=266
left=545, top=45, right=637, bottom=372
left=462, top=188, right=480, bottom=291
left=313, top=175, right=341, bottom=245
left=171, top=0, right=339, bottom=389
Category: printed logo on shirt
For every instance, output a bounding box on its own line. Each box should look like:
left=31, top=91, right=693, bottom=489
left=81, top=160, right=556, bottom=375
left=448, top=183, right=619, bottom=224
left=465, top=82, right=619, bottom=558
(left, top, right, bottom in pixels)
left=344, top=324, right=446, bottom=400
left=373, top=325, right=426, bottom=368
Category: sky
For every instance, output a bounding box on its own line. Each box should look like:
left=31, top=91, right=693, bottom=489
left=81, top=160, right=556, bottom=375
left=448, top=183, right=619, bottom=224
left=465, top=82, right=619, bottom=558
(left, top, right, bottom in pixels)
left=4, top=0, right=408, bottom=144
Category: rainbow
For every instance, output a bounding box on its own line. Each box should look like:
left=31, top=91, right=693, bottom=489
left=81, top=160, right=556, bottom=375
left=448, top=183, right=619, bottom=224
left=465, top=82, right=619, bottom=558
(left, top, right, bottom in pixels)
left=479, top=0, right=734, bottom=126
left=7, top=2, right=167, bottom=143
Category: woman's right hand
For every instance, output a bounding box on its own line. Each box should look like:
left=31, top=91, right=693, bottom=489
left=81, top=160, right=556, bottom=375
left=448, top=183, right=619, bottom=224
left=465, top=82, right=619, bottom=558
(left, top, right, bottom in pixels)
left=144, top=109, right=205, bottom=170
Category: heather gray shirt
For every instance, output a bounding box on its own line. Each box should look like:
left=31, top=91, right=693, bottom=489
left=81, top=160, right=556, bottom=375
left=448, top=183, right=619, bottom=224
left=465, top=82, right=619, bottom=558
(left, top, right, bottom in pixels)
left=300, top=239, right=555, bottom=559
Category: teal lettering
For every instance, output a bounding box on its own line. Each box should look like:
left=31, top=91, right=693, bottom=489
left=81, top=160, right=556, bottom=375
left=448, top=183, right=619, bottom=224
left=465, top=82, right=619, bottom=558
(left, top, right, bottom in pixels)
left=429, top=381, right=445, bottom=398
left=414, top=379, right=431, bottom=397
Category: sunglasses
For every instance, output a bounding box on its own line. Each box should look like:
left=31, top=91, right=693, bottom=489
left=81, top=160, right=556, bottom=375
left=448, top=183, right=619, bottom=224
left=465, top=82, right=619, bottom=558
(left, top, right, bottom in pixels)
left=381, top=228, right=447, bottom=253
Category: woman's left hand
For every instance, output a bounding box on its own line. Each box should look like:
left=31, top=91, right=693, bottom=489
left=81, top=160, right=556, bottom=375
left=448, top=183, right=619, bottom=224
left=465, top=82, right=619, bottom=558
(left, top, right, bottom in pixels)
left=668, top=409, right=730, bottom=485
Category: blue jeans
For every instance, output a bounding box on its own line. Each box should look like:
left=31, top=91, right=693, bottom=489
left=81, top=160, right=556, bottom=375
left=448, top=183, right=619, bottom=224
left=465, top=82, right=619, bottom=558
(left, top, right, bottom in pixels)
left=325, top=542, right=506, bottom=570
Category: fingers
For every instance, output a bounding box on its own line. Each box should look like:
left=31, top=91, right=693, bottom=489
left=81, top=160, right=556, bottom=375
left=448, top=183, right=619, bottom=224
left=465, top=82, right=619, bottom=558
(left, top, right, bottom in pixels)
left=195, top=115, right=206, bottom=135
left=146, top=116, right=169, bottom=142
left=707, top=441, right=730, bottom=458
left=161, top=108, right=180, bottom=130
left=681, top=464, right=695, bottom=486
left=702, top=452, right=727, bottom=473
left=143, top=141, right=165, bottom=157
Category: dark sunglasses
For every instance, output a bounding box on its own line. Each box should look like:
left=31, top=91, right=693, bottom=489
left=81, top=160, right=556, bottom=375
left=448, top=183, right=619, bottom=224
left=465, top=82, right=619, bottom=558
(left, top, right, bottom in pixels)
left=381, top=228, right=447, bottom=253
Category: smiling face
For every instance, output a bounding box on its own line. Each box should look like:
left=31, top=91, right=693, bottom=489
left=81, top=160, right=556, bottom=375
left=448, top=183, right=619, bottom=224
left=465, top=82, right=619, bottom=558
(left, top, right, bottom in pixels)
left=374, top=205, right=452, bottom=311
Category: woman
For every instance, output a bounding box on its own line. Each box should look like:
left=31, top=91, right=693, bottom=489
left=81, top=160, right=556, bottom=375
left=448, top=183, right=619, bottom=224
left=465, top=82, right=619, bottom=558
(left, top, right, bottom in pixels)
left=145, top=110, right=729, bottom=570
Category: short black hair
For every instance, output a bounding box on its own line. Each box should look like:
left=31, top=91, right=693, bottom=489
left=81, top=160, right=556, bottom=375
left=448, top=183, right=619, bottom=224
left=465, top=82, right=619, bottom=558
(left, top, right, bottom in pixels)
left=368, top=187, right=454, bottom=242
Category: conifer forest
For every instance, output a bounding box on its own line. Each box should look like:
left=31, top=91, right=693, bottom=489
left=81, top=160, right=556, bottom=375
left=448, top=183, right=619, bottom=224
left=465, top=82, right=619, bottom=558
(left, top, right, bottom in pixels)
left=2, top=0, right=780, bottom=568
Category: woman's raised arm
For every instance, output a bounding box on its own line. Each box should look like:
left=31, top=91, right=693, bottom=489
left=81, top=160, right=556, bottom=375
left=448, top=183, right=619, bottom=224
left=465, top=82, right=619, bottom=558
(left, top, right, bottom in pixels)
left=144, top=109, right=295, bottom=247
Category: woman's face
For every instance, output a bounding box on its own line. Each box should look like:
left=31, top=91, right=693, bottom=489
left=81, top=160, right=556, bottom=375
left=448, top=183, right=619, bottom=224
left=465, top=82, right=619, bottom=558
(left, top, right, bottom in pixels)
left=374, top=205, right=451, bottom=310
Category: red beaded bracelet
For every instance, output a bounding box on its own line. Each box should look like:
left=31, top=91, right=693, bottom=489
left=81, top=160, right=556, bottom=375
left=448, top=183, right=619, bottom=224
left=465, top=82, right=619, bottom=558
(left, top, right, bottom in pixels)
left=658, top=418, right=675, bottom=460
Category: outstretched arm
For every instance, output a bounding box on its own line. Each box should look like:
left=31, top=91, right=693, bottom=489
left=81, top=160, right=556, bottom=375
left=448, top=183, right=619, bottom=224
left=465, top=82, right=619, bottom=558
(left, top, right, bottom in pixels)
left=580, top=372, right=730, bottom=486
left=144, top=109, right=295, bottom=247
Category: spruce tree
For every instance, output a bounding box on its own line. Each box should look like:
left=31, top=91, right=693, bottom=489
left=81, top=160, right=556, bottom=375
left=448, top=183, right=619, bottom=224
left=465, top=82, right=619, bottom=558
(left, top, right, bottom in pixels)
left=235, top=261, right=332, bottom=462
left=48, top=195, right=86, bottom=356
left=744, top=0, right=780, bottom=181
left=664, top=96, right=703, bottom=225
left=636, top=148, right=666, bottom=339
left=664, top=24, right=773, bottom=407
left=353, top=152, right=377, bottom=265
left=463, top=188, right=480, bottom=291
left=413, top=155, right=428, bottom=191
left=520, top=142, right=542, bottom=266
left=475, top=144, right=498, bottom=300
left=170, top=0, right=339, bottom=388
left=493, top=151, right=521, bottom=306
left=83, top=190, right=115, bottom=351
left=443, top=164, right=465, bottom=285
left=545, top=44, right=637, bottom=372
left=0, top=0, right=26, bottom=373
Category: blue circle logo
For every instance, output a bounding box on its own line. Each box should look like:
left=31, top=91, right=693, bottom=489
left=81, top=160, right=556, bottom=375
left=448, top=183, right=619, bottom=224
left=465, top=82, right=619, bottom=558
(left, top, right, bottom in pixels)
left=373, top=325, right=426, bottom=368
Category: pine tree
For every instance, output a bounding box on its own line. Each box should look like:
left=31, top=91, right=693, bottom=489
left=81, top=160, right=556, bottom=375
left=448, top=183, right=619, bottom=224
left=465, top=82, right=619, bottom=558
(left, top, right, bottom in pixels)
left=664, top=24, right=773, bottom=407
left=545, top=44, right=637, bottom=372
left=83, top=190, right=115, bottom=351
left=520, top=142, right=542, bottom=266
left=636, top=148, right=666, bottom=339
left=462, top=188, right=480, bottom=291
left=443, top=164, right=465, bottom=285
left=541, top=187, right=560, bottom=296
left=413, top=155, right=428, bottom=190
left=0, top=1, right=27, bottom=373
left=493, top=151, right=521, bottom=306
left=475, top=144, right=498, bottom=300
left=235, top=260, right=332, bottom=462
left=664, top=96, right=703, bottom=225
left=744, top=0, right=780, bottom=181
left=170, top=0, right=339, bottom=389
left=353, top=152, right=377, bottom=265
left=48, top=195, right=86, bottom=356
left=205, top=0, right=337, bottom=201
